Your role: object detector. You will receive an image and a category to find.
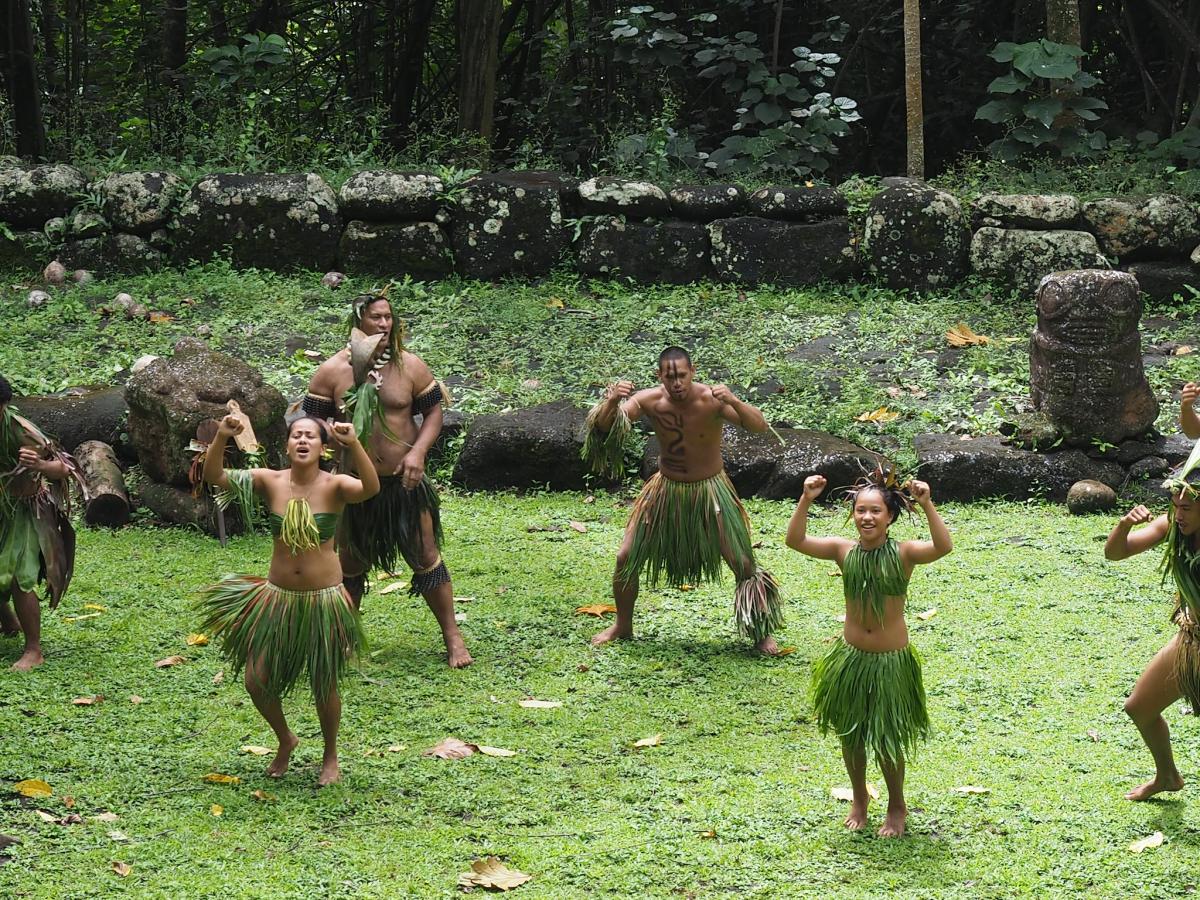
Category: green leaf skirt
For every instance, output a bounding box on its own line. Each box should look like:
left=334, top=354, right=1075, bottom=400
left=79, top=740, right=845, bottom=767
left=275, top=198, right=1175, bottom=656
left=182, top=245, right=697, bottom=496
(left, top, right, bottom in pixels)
left=341, top=475, right=442, bottom=577
left=0, top=501, right=40, bottom=597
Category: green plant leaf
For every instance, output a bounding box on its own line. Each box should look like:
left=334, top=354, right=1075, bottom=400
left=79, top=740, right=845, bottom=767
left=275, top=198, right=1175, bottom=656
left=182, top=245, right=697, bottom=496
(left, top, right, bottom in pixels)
left=1022, top=97, right=1064, bottom=128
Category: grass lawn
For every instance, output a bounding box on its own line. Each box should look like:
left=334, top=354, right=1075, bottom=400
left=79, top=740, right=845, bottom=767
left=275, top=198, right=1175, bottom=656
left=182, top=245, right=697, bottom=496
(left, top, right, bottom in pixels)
left=1, top=494, right=1198, bottom=898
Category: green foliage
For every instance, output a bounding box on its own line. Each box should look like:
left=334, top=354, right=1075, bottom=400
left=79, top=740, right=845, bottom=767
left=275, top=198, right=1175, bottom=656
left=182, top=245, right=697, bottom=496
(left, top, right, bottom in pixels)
left=975, top=40, right=1109, bottom=162
left=201, top=33, right=291, bottom=86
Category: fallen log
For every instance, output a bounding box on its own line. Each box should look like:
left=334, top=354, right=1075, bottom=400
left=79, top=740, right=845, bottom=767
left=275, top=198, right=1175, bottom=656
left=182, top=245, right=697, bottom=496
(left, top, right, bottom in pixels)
left=73, top=441, right=130, bottom=527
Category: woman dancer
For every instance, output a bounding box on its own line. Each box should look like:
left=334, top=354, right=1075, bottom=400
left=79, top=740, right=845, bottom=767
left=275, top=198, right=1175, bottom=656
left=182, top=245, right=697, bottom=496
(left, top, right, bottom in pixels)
left=200, top=415, right=379, bottom=786
left=786, top=469, right=952, bottom=837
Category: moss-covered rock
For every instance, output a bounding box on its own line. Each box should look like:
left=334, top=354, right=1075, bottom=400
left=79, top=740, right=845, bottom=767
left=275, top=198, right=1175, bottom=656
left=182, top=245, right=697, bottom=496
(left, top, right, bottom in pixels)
left=972, top=193, right=1081, bottom=229
left=338, top=171, right=445, bottom=221
left=98, top=171, right=184, bottom=234
left=745, top=185, right=846, bottom=221
left=1082, top=194, right=1200, bottom=260
left=668, top=185, right=745, bottom=221
left=339, top=220, right=453, bottom=278
left=0, top=165, right=87, bottom=227
left=451, top=171, right=571, bottom=279
left=969, top=227, right=1108, bottom=296
left=862, top=183, right=968, bottom=290
left=708, top=216, right=853, bottom=285
left=575, top=217, right=711, bottom=283
left=577, top=177, right=670, bottom=219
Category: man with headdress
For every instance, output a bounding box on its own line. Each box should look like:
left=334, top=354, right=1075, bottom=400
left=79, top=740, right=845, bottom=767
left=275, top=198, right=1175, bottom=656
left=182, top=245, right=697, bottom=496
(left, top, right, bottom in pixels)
left=305, top=291, right=472, bottom=668
left=0, top=375, right=82, bottom=670
left=581, top=346, right=784, bottom=653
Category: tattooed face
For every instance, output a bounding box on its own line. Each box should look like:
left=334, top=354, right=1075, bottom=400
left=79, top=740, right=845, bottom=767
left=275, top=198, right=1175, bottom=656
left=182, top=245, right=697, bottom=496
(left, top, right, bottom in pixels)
left=657, top=358, right=694, bottom=401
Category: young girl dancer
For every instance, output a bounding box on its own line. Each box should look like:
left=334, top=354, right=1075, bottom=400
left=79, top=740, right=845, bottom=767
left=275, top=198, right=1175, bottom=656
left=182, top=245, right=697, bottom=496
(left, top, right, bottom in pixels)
left=787, top=470, right=952, bottom=836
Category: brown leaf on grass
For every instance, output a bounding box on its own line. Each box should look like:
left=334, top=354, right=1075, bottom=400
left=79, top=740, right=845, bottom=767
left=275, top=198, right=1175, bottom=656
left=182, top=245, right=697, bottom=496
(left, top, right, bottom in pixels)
left=240, top=745, right=272, bottom=756
left=1175, top=345, right=1194, bottom=356
left=63, top=796, right=75, bottom=809
left=83, top=603, right=107, bottom=611
left=945, top=323, right=991, bottom=347
left=855, top=406, right=900, bottom=424
left=583, top=495, right=595, bottom=504
left=422, top=737, right=477, bottom=760
left=387, top=745, right=407, bottom=753
left=14, top=779, right=52, bottom=799
left=108, top=830, right=129, bottom=842
left=201, top=773, right=240, bottom=785
left=212, top=670, right=224, bottom=685
left=698, top=829, right=717, bottom=839
left=545, top=296, right=564, bottom=309
left=148, top=312, right=174, bottom=324
left=776, top=646, right=797, bottom=656
left=111, top=861, right=132, bottom=878
left=633, top=734, right=663, bottom=748
left=72, top=695, right=104, bottom=706
left=952, top=785, right=990, bottom=795
left=916, top=608, right=938, bottom=621
left=129, top=695, right=144, bottom=705
left=155, top=655, right=185, bottom=668
left=457, top=857, right=532, bottom=891
left=186, top=633, right=209, bottom=647
left=92, top=812, right=119, bottom=823
left=250, top=789, right=276, bottom=803
left=518, top=699, right=562, bottom=709
left=54, top=813, right=83, bottom=826
left=1130, top=831, right=1165, bottom=853
left=575, top=603, right=617, bottom=617
left=568, top=521, right=588, bottom=533
left=831, top=784, right=879, bottom=801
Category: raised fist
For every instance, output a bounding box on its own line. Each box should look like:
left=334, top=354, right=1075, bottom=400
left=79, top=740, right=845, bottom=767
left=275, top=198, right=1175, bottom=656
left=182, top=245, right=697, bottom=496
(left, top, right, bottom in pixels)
left=909, top=479, right=931, bottom=502
left=606, top=380, right=634, bottom=402
left=1121, top=505, right=1153, bottom=528
left=330, top=421, right=358, bottom=446
left=711, top=384, right=735, bottom=405
left=217, top=414, right=244, bottom=437
left=1183, top=382, right=1200, bottom=405
left=802, top=474, right=826, bottom=500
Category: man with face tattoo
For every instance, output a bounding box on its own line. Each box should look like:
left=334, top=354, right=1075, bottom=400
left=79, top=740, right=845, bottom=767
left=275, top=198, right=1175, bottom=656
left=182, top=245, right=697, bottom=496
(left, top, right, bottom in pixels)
left=582, top=347, right=783, bottom=653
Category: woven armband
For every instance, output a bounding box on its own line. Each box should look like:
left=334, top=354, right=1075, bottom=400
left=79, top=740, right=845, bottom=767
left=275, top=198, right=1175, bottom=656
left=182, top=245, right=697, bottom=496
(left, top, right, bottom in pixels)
left=413, top=383, right=443, bottom=415
left=302, top=393, right=336, bottom=420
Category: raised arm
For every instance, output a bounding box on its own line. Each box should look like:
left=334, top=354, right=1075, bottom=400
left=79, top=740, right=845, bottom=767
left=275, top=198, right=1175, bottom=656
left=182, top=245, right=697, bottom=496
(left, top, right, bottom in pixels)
left=592, top=380, right=643, bottom=430
left=786, top=475, right=854, bottom=561
left=712, top=384, right=767, bottom=433
left=901, top=480, right=953, bottom=566
left=1183, top=382, right=1200, bottom=440
left=201, top=415, right=244, bottom=491
left=1105, top=505, right=1169, bottom=560
left=331, top=422, right=380, bottom=503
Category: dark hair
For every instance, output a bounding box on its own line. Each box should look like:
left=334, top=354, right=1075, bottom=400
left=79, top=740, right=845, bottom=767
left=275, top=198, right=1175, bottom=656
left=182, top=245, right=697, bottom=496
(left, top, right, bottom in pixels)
left=348, top=292, right=405, bottom=359
left=658, top=346, right=692, bottom=369
left=844, top=463, right=915, bottom=525
left=0, top=376, right=10, bottom=406
left=850, top=485, right=905, bottom=525
left=288, top=416, right=330, bottom=445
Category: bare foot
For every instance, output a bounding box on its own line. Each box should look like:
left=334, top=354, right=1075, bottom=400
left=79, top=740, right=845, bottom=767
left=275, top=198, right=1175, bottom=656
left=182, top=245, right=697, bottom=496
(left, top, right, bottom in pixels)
left=446, top=637, right=474, bottom=669
left=1125, top=773, right=1184, bottom=801
left=878, top=805, right=907, bottom=838
left=11, top=649, right=44, bottom=672
left=591, top=622, right=633, bottom=646
left=267, top=732, right=299, bottom=777
left=317, top=756, right=340, bottom=787
left=844, top=800, right=869, bottom=831
left=754, top=636, right=782, bottom=656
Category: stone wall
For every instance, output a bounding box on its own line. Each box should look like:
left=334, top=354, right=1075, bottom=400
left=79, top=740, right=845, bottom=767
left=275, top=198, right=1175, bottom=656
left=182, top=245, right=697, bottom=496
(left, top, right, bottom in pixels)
left=2, top=163, right=1199, bottom=297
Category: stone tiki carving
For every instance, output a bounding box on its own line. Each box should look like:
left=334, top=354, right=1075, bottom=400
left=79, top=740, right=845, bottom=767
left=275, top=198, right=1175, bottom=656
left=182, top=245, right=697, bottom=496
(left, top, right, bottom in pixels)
left=1029, top=269, right=1158, bottom=445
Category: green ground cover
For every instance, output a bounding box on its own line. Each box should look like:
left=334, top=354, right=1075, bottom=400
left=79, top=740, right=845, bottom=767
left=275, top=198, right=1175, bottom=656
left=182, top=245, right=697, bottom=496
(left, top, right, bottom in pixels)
left=0, top=496, right=1197, bottom=898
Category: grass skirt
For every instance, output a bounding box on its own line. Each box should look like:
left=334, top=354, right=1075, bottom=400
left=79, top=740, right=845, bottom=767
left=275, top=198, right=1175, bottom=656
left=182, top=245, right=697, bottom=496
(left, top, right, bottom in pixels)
left=197, top=575, right=365, bottom=702
left=622, top=471, right=782, bottom=640
left=341, top=475, right=442, bottom=574
left=0, top=501, right=40, bottom=596
left=1174, top=606, right=1200, bottom=712
left=812, top=638, right=929, bottom=763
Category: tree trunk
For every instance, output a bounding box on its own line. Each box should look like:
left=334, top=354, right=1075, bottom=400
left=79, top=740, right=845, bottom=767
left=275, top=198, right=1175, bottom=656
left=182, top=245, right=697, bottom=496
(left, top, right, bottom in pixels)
left=456, top=0, right=503, bottom=151
left=388, top=0, right=437, bottom=141
left=903, top=0, right=924, bottom=179
left=0, top=0, right=48, bottom=158
left=1046, top=0, right=1081, bottom=46
left=41, top=0, right=63, bottom=96
left=75, top=441, right=131, bottom=527
left=162, top=0, right=188, bottom=71
left=207, top=0, right=229, bottom=44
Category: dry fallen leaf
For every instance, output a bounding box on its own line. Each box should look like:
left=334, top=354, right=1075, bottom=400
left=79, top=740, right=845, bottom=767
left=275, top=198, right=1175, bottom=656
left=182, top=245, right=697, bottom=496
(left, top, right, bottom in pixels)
left=148, top=312, right=174, bottom=324
left=698, top=829, right=717, bottom=839
left=56, top=814, right=83, bottom=826
left=63, top=796, right=75, bottom=809
left=953, top=785, right=990, bottom=795
left=634, top=734, right=663, bottom=748
left=855, top=406, right=900, bottom=424
left=1086, top=729, right=1099, bottom=742
left=476, top=745, right=518, bottom=758
left=945, top=322, right=991, bottom=347
left=210, top=804, right=223, bottom=817
left=108, top=830, right=129, bottom=842
left=422, top=737, right=477, bottom=760
left=212, top=670, right=224, bottom=685
left=575, top=603, right=617, bottom=617
left=83, top=603, right=107, bottom=611
left=240, top=745, right=272, bottom=756
left=129, top=695, right=144, bottom=705
left=202, top=773, right=240, bottom=785
left=545, top=296, right=564, bottom=310
left=387, top=744, right=407, bottom=753
left=13, top=779, right=52, bottom=799
left=379, top=581, right=409, bottom=595
left=250, top=789, right=275, bottom=803
left=1130, top=831, right=1165, bottom=853
left=776, top=646, right=797, bottom=656
left=93, top=812, right=119, bottom=823
left=457, top=856, right=532, bottom=891
left=35, top=811, right=57, bottom=823
left=72, top=695, right=104, bottom=706
left=111, top=861, right=132, bottom=878
left=916, top=608, right=938, bottom=621
left=186, top=633, right=209, bottom=647
left=518, top=699, right=562, bottom=709
left=63, top=612, right=102, bottom=622
left=155, top=655, right=185, bottom=668
left=568, top=521, right=588, bottom=533
left=1175, top=345, right=1194, bottom=356
left=830, top=784, right=880, bottom=801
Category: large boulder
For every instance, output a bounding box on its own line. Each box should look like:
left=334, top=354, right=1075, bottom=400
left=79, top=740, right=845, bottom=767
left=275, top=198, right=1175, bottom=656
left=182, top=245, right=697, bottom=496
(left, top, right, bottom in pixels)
left=337, top=171, right=444, bottom=221
left=669, top=185, right=746, bottom=221
left=124, top=338, right=288, bottom=487
left=1082, top=195, right=1200, bottom=260
left=173, top=173, right=341, bottom=270
left=708, top=217, right=852, bottom=285
left=453, top=401, right=590, bottom=491
left=0, top=229, right=45, bottom=271
left=0, top=165, right=87, bottom=227
left=969, top=227, right=1108, bottom=296
left=451, top=172, right=570, bottom=279
left=862, top=183, right=968, bottom=290
left=1030, top=269, right=1158, bottom=445
left=575, top=218, right=711, bottom=283
left=15, top=387, right=132, bottom=461
left=1125, top=260, right=1200, bottom=302
left=745, top=186, right=846, bottom=221
left=576, top=177, right=670, bottom=219
left=98, top=171, right=185, bottom=234
left=914, top=434, right=1124, bottom=502
left=972, top=194, right=1081, bottom=229
left=642, top=426, right=883, bottom=500
left=57, top=233, right=165, bottom=275
left=339, top=220, right=453, bottom=278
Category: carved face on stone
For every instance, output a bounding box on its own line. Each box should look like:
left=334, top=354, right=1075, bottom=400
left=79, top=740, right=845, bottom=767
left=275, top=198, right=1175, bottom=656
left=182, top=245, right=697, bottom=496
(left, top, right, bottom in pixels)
left=1036, top=271, right=1141, bottom=346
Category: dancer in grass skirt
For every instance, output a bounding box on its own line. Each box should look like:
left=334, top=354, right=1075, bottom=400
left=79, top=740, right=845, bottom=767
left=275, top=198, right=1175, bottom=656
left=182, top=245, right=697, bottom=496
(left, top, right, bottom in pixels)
left=786, top=469, right=952, bottom=837
left=581, top=346, right=783, bottom=653
left=199, top=414, right=379, bottom=786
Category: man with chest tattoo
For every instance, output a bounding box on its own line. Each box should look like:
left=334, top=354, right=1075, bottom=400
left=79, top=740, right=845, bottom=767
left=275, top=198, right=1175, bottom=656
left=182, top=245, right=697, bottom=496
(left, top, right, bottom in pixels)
left=582, top=347, right=783, bottom=653
left=305, top=293, right=472, bottom=668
